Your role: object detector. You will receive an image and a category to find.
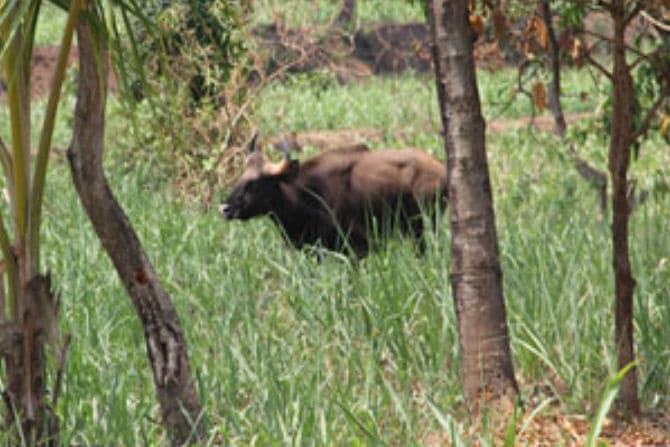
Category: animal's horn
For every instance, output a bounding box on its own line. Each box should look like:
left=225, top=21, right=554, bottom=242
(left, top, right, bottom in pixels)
left=247, top=133, right=259, bottom=154
left=277, top=138, right=291, bottom=160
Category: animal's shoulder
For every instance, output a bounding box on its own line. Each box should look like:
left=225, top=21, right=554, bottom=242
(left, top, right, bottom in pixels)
left=299, top=146, right=366, bottom=177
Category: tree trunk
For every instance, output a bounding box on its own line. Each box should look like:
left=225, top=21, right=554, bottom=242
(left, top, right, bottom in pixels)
left=539, top=0, right=566, bottom=138
left=428, top=0, right=519, bottom=408
left=68, top=11, right=205, bottom=445
left=608, top=0, right=639, bottom=416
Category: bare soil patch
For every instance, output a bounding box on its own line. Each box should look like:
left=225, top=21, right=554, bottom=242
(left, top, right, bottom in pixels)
left=423, top=409, right=670, bottom=446
left=252, top=21, right=504, bottom=83
left=486, top=111, right=595, bottom=134
left=0, top=46, right=73, bottom=101
left=268, top=128, right=385, bottom=151
left=0, top=45, right=117, bottom=101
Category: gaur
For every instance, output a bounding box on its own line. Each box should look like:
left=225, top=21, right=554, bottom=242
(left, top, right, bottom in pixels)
left=221, top=135, right=447, bottom=256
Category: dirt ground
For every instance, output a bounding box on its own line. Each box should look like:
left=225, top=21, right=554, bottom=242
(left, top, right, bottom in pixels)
left=0, top=45, right=119, bottom=101
left=423, top=409, right=670, bottom=447
left=0, top=46, right=70, bottom=101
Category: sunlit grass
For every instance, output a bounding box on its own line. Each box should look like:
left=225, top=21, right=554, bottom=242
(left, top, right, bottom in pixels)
left=252, top=0, right=425, bottom=27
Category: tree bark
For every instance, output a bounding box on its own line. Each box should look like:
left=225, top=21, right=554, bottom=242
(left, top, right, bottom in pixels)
left=68, top=12, right=205, bottom=445
left=608, top=0, right=639, bottom=416
left=428, top=0, right=519, bottom=408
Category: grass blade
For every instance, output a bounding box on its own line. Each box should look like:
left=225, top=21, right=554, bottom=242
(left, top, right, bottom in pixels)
left=585, top=362, right=636, bottom=447
left=336, top=400, right=389, bottom=446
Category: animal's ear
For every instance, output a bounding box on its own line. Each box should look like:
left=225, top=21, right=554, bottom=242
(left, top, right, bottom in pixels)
left=247, top=133, right=259, bottom=154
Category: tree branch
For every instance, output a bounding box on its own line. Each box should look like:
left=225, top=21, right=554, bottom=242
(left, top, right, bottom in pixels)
left=624, top=2, right=643, bottom=27
left=640, top=10, right=670, bottom=32
left=582, top=29, right=652, bottom=64
left=631, top=89, right=670, bottom=142
left=517, top=59, right=543, bottom=124
left=569, top=145, right=608, bottom=215
left=585, top=52, right=613, bottom=80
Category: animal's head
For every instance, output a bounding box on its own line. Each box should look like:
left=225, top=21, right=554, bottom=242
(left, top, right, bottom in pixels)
left=221, top=135, right=299, bottom=220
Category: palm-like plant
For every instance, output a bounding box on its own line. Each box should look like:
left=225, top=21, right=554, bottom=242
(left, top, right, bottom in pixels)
left=1, top=1, right=204, bottom=444
left=0, top=0, right=81, bottom=442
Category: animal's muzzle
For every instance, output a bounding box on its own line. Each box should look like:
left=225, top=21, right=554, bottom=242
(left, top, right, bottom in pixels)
left=220, top=203, right=235, bottom=219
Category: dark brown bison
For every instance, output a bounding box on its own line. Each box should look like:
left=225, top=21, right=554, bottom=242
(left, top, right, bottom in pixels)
left=221, top=136, right=447, bottom=256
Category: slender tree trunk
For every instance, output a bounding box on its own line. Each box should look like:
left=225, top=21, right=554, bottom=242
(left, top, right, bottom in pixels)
left=428, top=0, right=518, bottom=408
left=68, top=11, right=205, bottom=445
left=539, top=0, right=566, bottom=138
left=609, top=0, right=639, bottom=416
left=539, top=0, right=609, bottom=215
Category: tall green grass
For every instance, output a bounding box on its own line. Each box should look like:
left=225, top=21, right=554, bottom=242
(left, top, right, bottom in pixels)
left=0, top=47, right=667, bottom=444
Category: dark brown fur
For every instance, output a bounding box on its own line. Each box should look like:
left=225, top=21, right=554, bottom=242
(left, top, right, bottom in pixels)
left=221, top=142, right=447, bottom=256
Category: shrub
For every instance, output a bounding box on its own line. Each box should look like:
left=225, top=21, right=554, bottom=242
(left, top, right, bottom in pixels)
left=113, top=0, right=253, bottom=202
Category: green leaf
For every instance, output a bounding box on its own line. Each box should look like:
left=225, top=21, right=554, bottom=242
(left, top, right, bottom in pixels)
left=585, top=362, right=637, bottom=447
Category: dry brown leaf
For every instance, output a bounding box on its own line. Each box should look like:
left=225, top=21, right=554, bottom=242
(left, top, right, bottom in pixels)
left=521, top=16, right=538, bottom=56
left=534, top=17, right=549, bottom=49
left=523, top=16, right=536, bottom=41
left=532, top=82, right=547, bottom=113
left=470, top=14, right=485, bottom=37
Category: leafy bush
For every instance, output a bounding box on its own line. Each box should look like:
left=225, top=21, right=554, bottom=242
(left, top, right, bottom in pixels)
left=113, top=0, right=252, bottom=201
